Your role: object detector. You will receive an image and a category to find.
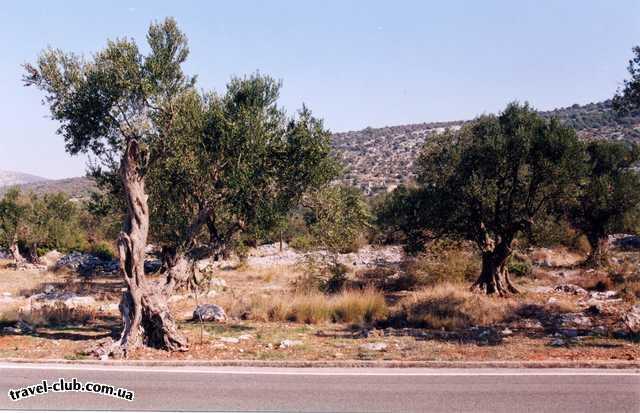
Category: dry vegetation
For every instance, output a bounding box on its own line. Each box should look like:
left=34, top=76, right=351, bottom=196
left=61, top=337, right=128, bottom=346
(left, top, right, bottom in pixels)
left=0, top=242, right=639, bottom=362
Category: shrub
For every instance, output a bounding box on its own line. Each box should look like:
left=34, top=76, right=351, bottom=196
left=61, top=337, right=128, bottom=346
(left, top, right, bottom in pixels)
left=294, top=255, right=351, bottom=294
left=88, top=241, right=115, bottom=261
left=354, top=267, right=421, bottom=292
left=404, top=242, right=480, bottom=286
left=394, top=283, right=515, bottom=330
left=508, top=254, right=532, bottom=277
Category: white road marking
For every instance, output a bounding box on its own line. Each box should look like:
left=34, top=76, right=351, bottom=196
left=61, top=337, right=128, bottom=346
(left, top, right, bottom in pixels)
left=0, top=364, right=638, bottom=376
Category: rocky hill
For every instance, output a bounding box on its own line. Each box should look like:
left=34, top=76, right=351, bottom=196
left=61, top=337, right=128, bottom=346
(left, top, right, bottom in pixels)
left=0, top=170, right=47, bottom=187
left=334, top=100, right=640, bottom=195
left=3, top=101, right=639, bottom=199
left=0, top=176, right=96, bottom=200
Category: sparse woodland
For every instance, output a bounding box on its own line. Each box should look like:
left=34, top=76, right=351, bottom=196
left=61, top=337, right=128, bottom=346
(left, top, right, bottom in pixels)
left=0, top=19, right=639, bottom=362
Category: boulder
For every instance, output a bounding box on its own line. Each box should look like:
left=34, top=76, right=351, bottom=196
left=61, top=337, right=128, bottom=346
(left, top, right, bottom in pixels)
left=553, top=284, right=588, bottom=295
left=623, top=304, right=640, bottom=334
left=360, top=342, right=387, bottom=351
left=279, top=339, right=303, bottom=349
left=144, top=259, right=162, bottom=274
left=56, top=252, right=119, bottom=276
left=589, top=291, right=618, bottom=300
left=558, top=313, right=592, bottom=328
left=193, top=304, right=227, bottom=322
left=27, top=291, right=96, bottom=310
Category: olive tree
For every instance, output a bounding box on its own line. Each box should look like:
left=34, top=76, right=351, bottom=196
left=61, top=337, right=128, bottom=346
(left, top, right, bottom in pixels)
left=571, top=140, right=640, bottom=267
left=146, top=75, right=338, bottom=290
left=414, top=103, right=584, bottom=295
left=24, top=18, right=194, bottom=354
left=0, top=188, right=30, bottom=264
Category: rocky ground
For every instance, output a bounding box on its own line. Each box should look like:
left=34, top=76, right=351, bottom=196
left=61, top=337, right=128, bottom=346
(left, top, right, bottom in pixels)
left=0, top=240, right=638, bottom=362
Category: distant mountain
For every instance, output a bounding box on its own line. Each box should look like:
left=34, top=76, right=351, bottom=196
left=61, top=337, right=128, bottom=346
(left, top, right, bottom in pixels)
left=0, top=170, right=48, bottom=187
left=0, top=176, right=97, bottom=200
left=333, top=99, right=640, bottom=195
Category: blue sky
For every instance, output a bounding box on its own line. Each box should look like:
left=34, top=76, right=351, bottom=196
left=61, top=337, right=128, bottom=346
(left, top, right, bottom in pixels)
left=1, top=1, right=639, bottom=178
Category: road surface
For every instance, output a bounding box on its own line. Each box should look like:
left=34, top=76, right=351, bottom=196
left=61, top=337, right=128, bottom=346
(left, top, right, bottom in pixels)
left=0, top=363, right=638, bottom=412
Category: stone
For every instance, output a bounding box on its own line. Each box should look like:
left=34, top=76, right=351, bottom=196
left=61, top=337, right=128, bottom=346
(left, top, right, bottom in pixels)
left=193, top=304, right=227, bottom=322
left=56, top=251, right=119, bottom=276
left=589, top=291, right=618, bottom=300
left=279, top=339, right=303, bottom=349
left=557, top=328, right=579, bottom=338
left=554, top=284, right=588, bottom=295
left=144, top=259, right=162, bottom=274
left=558, top=313, right=592, bottom=328
left=219, top=337, right=239, bottom=344
left=530, top=286, right=553, bottom=294
left=549, top=338, right=566, bottom=347
left=623, top=304, right=640, bottom=334
left=585, top=304, right=601, bottom=316
left=28, top=291, right=96, bottom=311
left=16, top=320, right=34, bottom=334
left=360, top=342, right=388, bottom=351
left=501, top=328, right=513, bottom=336
left=99, top=303, right=120, bottom=313
left=238, top=334, right=253, bottom=341
left=209, top=277, right=227, bottom=291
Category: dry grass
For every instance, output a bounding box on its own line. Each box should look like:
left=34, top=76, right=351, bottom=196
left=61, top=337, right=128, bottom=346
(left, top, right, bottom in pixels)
left=217, top=288, right=388, bottom=325
left=394, top=283, right=516, bottom=330
left=403, top=247, right=480, bottom=287
left=20, top=303, right=96, bottom=326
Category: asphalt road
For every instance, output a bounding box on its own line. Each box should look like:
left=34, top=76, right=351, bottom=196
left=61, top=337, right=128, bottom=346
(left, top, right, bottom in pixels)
left=0, top=363, right=638, bottom=412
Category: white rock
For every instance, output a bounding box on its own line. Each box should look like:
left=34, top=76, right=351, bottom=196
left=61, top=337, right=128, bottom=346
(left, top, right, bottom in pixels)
left=624, top=304, right=640, bottom=333
left=220, top=337, right=240, bottom=344
left=279, top=339, right=303, bottom=349
left=360, top=342, right=387, bottom=351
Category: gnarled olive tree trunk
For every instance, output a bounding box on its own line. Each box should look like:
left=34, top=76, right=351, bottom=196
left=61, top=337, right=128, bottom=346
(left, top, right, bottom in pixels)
left=585, top=233, right=610, bottom=268
left=471, top=230, right=520, bottom=296
left=108, top=140, right=188, bottom=357
left=9, top=240, right=25, bottom=266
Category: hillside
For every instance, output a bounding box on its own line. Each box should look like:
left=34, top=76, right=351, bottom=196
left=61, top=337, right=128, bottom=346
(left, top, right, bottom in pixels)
left=334, top=100, right=640, bottom=195
left=0, top=176, right=96, bottom=199
left=3, top=101, right=639, bottom=199
left=0, top=170, right=47, bottom=187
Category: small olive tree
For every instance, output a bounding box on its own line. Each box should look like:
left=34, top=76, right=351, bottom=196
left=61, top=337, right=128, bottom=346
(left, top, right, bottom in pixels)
left=413, top=103, right=584, bottom=295
left=571, top=141, right=640, bottom=267
left=0, top=188, right=30, bottom=264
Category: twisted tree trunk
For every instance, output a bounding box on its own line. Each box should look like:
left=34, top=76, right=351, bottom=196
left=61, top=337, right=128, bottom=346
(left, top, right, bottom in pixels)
left=106, top=140, right=188, bottom=358
left=586, top=233, right=610, bottom=268
left=471, top=229, right=519, bottom=296
left=9, top=240, right=25, bottom=266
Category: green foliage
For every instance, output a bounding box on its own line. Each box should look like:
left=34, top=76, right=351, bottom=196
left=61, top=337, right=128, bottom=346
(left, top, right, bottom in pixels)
left=0, top=188, right=87, bottom=255
left=147, top=73, right=340, bottom=256
left=569, top=140, right=640, bottom=247
left=88, top=241, right=116, bottom=261
left=303, top=186, right=371, bottom=254
left=412, top=102, right=585, bottom=251
left=614, top=46, right=640, bottom=114
left=374, top=184, right=432, bottom=253
left=507, top=254, right=533, bottom=277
